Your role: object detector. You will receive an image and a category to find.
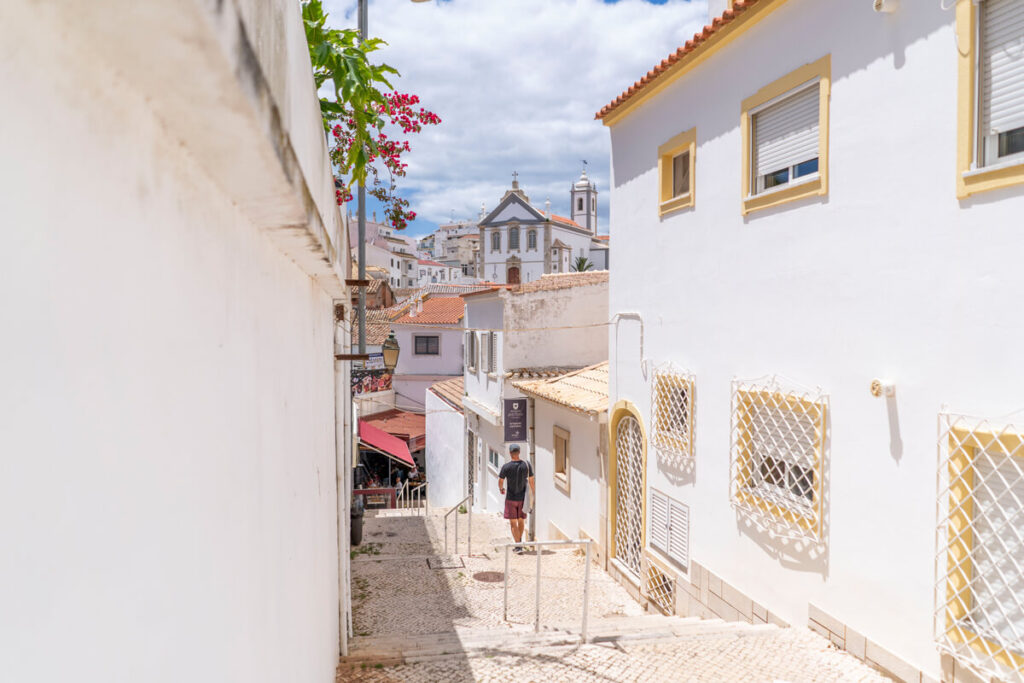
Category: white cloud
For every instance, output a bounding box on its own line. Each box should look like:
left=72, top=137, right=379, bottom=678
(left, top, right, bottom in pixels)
left=325, top=0, right=708, bottom=236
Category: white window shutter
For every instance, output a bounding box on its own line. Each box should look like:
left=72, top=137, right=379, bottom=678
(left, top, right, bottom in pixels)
left=753, top=84, right=820, bottom=178
left=464, top=331, right=471, bottom=367
left=667, top=499, right=690, bottom=569
left=981, top=0, right=1024, bottom=137
left=488, top=332, right=496, bottom=373
left=649, top=489, right=669, bottom=553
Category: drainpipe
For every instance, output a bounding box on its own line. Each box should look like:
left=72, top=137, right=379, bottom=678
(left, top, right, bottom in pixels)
left=333, top=304, right=351, bottom=658
left=356, top=0, right=368, bottom=355
left=528, top=396, right=536, bottom=542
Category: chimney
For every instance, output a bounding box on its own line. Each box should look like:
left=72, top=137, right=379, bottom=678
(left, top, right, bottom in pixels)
left=545, top=197, right=551, bottom=219
left=416, top=298, right=424, bottom=315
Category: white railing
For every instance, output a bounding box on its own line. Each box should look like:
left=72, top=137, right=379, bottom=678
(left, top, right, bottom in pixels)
left=443, top=495, right=473, bottom=556
left=396, top=481, right=428, bottom=514
left=500, top=539, right=593, bottom=642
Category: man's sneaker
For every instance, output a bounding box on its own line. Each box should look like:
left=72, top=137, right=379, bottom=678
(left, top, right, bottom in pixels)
left=512, top=545, right=524, bottom=555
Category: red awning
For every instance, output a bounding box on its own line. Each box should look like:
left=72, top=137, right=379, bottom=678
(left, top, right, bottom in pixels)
left=358, top=419, right=415, bottom=468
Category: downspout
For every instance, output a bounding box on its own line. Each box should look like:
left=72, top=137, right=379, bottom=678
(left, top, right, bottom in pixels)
left=528, top=396, right=536, bottom=542
left=356, top=0, right=368, bottom=355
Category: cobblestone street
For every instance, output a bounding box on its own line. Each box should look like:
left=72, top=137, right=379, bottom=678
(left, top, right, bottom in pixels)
left=339, top=510, right=890, bottom=682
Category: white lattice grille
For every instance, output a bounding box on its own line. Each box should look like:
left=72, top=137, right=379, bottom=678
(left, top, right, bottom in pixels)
left=652, top=366, right=695, bottom=464
left=730, top=377, right=827, bottom=542
left=615, top=415, right=644, bottom=578
left=936, top=413, right=1024, bottom=682
left=642, top=552, right=676, bottom=615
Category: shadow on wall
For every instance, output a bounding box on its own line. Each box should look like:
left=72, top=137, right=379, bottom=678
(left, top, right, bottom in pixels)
left=609, top=0, right=953, bottom=188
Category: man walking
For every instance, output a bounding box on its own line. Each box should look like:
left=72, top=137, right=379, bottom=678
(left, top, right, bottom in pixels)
left=498, top=444, right=534, bottom=554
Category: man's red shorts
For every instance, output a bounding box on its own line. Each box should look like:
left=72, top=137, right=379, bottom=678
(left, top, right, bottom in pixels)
left=503, top=499, right=527, bottom=520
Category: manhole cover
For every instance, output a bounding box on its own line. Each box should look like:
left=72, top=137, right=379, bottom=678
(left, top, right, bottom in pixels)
left=473, top=571, right=504, bottom=583
left=427, top=555, right=465, bottom=569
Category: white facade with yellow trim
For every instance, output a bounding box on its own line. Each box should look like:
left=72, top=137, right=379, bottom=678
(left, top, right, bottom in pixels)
left=604, top=0, right=1024, bottom=680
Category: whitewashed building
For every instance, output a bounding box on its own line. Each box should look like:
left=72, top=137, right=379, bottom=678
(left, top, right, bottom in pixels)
left=599, top=0, right=1024, bottom=681
left=513, top=363, right=611, bottom=567
left=391, top=296, right=466, bottom=412
left=461, top=273, right=609, bottom=516
left=478, top=175, right=602, bottom=285
left=425, top=377, right=467, bottom=509
left=2, top=0, right=355, bottom=680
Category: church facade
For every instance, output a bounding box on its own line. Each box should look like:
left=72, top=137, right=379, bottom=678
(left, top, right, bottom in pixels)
left=477, top=171, right=601, bottom=285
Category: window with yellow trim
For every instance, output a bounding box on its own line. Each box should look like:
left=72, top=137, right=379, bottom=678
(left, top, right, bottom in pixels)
left=657, top=128, right=696, bottom=216
left=730, top=377, right=826, bottom=542
left=553, top=426, right=570, bottom=494
left=740, top=55, right=830, bottom=216
left=652, top=366, right=695, bottom=463
left=956, top=0, right=1024, bottom=198
left=937, top=414, right=1024, bottom=680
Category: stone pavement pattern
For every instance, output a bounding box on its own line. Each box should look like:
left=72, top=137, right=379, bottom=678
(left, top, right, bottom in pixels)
left=343, top=510, right=890, bottom=682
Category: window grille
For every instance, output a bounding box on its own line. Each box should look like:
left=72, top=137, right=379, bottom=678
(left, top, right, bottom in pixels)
left=641, top=551, right=676, bottom=615
left=614, top=415, right=644, bottom=578
left=730, top=376, right=827, bottom=543
left=652, top=365, right=696, bottom=465
left=936, top=412, right=1024, bottom=682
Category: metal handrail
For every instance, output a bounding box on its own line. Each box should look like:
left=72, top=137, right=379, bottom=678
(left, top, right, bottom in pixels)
left=443, top=495, right=473, bottom=556
left=499, top=539, right=593, bottom=643
left=396, top=481, right=428, bottom=514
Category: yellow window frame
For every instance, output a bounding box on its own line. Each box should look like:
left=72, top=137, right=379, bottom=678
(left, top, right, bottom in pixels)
left=955, top=1, right=1024, bottom=199
left=658, top=127, right=696, bottom=216
left=653, top=370, right=695, bottom=459
left=942, top=425, right=1024, bottom=673
left=740, top=55, right=831, bottom=216
left=733, top=389, right=825, bottom=535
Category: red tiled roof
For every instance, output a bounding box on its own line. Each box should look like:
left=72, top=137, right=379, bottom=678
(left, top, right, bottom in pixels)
left=358, top=420, right=415, bottom=468
left=418, top=259, right=445, bottom=266
left=513, top=271, right=609, bottom=294
left=393, top=296, right=465, bottom=325
left=596, top=0, right=768, bottom=122
left=550, top=214, right=584, bottom=229
left=362, top=409, right=426, bottom=442
left=461, top=285, right=515, bottom=298
left=428, top=377, right=464, bottom=413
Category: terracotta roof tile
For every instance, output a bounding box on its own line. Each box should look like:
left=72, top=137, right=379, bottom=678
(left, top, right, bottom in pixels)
left=362, top=409, right=426, bottom=442
left=596, top=0, right=766, bottom=121
left=393, top=296, right=465, bottom=325
left=506, top=366, right=582, bottom=380
left=350, top=307, right=403, bottom=345
left=512, top=271, right=609, bottom=294
left=428, top=376, right=464, bottom=413
left=512, top=362, right=609, bottom=415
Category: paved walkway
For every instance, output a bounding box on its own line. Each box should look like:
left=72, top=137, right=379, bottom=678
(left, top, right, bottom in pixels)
left=340, top=509, right=889, bottom=682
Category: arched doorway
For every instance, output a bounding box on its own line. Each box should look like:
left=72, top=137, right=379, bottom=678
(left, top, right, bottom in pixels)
left=611, top=405, right=645, bottom=579
left=506, top=266, right=520, bottom=284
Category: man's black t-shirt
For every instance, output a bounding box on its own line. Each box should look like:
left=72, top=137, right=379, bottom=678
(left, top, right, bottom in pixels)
left=498, top=459, right=533, bottom=502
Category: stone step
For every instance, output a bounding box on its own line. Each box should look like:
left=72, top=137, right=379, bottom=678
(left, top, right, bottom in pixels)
left=342, top=614, right=781, bottom=665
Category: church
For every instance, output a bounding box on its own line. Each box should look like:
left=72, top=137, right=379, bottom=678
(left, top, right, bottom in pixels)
left=477, top=170, right=604, bottom=285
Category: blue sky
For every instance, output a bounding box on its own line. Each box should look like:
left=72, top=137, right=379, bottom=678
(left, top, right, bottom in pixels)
left=325, top=0, right=707, bottom=239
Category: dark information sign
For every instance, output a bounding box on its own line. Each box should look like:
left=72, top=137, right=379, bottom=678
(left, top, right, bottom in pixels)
left=503, top=398, right=527, bottom=443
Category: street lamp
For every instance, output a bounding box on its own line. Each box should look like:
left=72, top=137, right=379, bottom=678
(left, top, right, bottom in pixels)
left=381, top=332, right=400, bottom=372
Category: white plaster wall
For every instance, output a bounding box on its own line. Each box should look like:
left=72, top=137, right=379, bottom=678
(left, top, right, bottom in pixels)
left=0, top=1, right=342, bottom=680
left=532, top=404, right=605, bottom=546
left=606, top=0, right=1024, bottom=677
left=504, top=284, right=609, bottom=371
left=425, top=391, right=466, bottom=508
left=463, top=296, right=505, bottom=419
left=393, top=324, right=464, bottom=377
left=467, top=416, right=509, bottom=514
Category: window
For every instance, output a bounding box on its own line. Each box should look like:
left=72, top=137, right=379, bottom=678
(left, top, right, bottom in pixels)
left=464, top=331, right=477, bottom=371
left=489, top=448, right=501, bottom=470
left=730, top=378, right=827, bottom=542
left=649, top=488, right=689, bottom=571
left=527, top=230, right=537, bottom=250
left=414, top=335, right=439, bottom=355
left=554, top=426, right=570, bottom=494
left=657, top=127, right=696, bottom=215
left=956, top=0, right=1024, bottom=197
left=486, top=332, right=497, bottom=373
left=652, top=367, right=695, bottom=462
left=938, top=414, right=1024, bottom=679
left=509, top=226, right=520, bottom=250
left=741, top=55, right=830, bottom=215
left=491, top=231, right=501, bottom=252
left=407, top=262, right=413, bottom=271
left=577, top=197, right=584, bottom=211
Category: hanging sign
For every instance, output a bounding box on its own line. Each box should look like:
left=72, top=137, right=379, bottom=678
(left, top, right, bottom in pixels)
left=504, top=398, right=527, bottom=443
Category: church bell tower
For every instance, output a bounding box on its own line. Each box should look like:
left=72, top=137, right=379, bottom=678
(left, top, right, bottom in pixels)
left=570, top=168, right=597, bottom=233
